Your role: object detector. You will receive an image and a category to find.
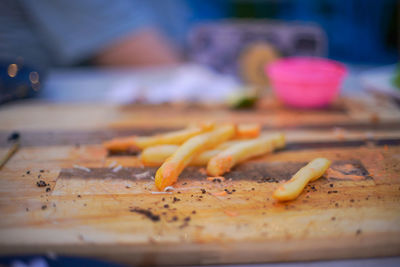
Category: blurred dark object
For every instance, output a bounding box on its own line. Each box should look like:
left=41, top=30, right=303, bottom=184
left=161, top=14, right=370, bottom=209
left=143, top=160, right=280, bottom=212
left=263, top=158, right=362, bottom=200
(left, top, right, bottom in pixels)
left=188, top=20, right=326, bottom=82
left=274, top=0, right=399, bottom=64
left=230, top=0, right=399, bottom=64
left=0, top=255, right=124, bottom=267
left=0, top=61, right=44, bottom=104
left=0, top=131, right=20, bottom=170
left=7, top=131, right=20, bottom=142
left=187, top=0, right=398, bottom=65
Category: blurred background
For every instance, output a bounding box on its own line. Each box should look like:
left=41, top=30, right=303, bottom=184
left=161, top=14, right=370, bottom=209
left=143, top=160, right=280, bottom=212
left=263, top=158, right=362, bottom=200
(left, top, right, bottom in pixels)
left=0, top=0, right=399, bottom=105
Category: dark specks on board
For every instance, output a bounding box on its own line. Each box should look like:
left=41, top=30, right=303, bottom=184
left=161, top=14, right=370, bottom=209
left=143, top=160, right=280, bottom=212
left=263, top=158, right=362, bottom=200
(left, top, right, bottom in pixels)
left=57, top=160, right=370, bottom=183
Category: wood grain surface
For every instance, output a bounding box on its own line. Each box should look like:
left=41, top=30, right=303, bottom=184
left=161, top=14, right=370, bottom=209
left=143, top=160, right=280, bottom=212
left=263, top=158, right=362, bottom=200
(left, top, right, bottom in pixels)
left=0, top=96, right=399, bottom=266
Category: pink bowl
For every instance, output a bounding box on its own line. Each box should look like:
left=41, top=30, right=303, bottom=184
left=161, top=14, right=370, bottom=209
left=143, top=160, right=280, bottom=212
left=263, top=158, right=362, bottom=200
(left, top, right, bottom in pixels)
left=266, top=57, right=347, bottom=108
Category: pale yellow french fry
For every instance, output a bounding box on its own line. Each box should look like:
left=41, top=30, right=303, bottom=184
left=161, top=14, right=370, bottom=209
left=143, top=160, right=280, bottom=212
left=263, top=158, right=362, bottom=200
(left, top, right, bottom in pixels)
left=207, top=133, right=285, bottom=176
left=141, top=133, right=283, bottom=167
left=140, top=140, right=245, bottom=166
left=226, top=134, right=285, bottom=150
left=273, top=158, right=331, bottom=202
left=191, top=149, right=221, bottom=166
left=140, top=145, right=180, bottom=166
left=141, top=145, right=221, bottom=166
left=103, top=126, right=212, bottom=152
left=216, top=139, right=250, bottom=150
left=155, top=125, right=236, bottom=190
left=272, top=133, right=285, bottom=149
left=104, top=123, right=256, bottom=153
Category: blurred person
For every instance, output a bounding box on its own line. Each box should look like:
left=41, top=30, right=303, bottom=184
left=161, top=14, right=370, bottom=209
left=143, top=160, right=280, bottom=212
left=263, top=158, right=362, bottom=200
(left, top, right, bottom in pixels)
left=0, top=0, right=184, bottom=69
left=0, top=0, right=186, bottom=103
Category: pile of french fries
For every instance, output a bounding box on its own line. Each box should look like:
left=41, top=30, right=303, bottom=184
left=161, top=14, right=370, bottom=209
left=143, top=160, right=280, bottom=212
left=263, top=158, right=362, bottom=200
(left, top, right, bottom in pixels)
left=104, top=123, right=331, bottom=202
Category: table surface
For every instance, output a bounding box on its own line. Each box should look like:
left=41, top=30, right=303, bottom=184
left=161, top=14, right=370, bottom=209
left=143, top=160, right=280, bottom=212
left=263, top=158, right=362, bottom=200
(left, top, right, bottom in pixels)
left=2, top=64, right=400, bottom=267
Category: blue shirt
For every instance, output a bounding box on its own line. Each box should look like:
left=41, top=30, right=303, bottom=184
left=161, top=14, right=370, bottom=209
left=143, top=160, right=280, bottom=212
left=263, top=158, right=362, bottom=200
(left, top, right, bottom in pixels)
left=0, top=0, right=188, bottom=69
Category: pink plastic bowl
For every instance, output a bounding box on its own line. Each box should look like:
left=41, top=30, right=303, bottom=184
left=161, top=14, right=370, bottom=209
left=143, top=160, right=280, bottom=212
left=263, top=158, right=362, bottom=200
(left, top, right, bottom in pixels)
left=266, top=57, right=347, bottom=108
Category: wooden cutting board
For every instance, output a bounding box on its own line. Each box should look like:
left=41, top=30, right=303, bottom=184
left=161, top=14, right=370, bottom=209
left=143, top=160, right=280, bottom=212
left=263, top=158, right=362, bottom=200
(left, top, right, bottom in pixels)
left=0, top=95, right=400, bottom=266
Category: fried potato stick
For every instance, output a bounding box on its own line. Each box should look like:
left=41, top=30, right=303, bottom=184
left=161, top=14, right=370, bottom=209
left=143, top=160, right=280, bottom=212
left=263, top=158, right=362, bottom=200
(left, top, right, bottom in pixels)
left=103, top=126, right=211, bottom=152
left=140, top=132, right=258, bottom=166
left=273, top=158, right=331, bottom=201
left=207, top=133, right=285, bottom=176
left=141, top=145, right=221, bottom=166
left=155, top=125, right=235, bottom=190
left=140, top=138, right=253, bottom=166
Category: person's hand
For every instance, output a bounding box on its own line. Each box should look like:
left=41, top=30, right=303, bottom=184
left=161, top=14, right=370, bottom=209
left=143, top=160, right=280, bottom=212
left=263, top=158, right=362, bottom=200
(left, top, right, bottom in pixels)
left=93, top=28, right=181, bottom=67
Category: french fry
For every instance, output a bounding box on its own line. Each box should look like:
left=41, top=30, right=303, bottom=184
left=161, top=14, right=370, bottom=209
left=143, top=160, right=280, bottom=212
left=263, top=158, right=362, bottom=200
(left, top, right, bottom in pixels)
left=103, top=126, right=211, bottom=152
left=155, top=124, right=236, bottom=190
left=140, top=138, right=251, bottom=166
left=216, top=140, right=240, bottom=150
left=141, top=145, right=180, bottom=166
left=140, top=137, right=260, bottom=166
left=141, top=145, right=221, bottom=166
left=272, top=158, right=331, bottom=202
left=104, top=122, right=256, bottom=153
left=236, top=123, right=261, bottom=138
left=191, top=149, right=221, bottom=166
left=207, top=133, right=285, bottom=176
